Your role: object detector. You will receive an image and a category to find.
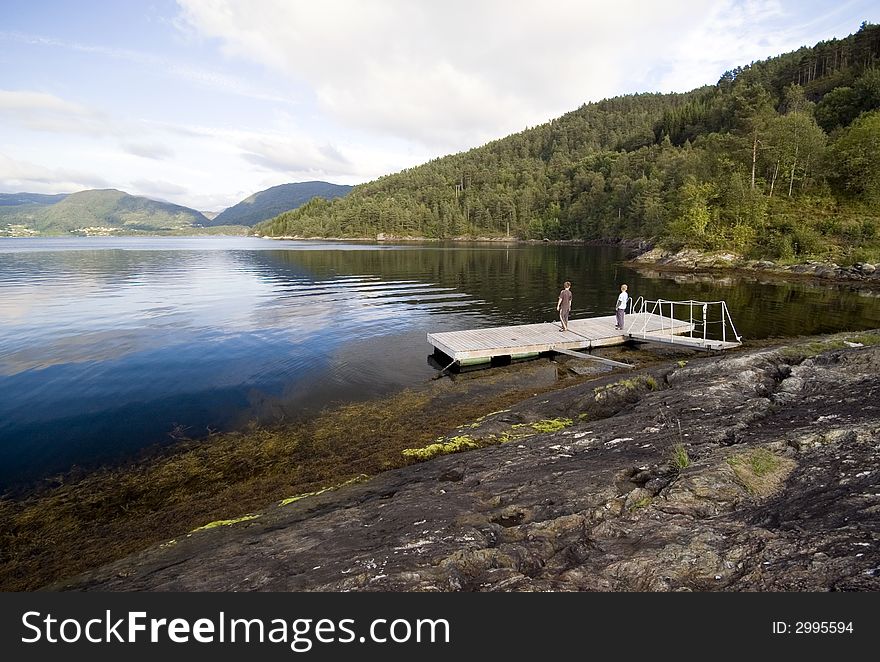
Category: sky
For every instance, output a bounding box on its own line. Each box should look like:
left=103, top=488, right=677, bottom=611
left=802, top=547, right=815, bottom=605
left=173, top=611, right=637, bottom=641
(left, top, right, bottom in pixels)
left=1, top=0, right=878, bottom=211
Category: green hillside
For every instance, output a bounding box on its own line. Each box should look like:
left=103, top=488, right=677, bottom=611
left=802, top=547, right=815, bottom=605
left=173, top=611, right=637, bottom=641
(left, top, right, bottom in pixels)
left=210, top=181, right=352, bottom=227
left=0, top=189, right=209, bottom=235
left=256, top=22, right=880, bottom=264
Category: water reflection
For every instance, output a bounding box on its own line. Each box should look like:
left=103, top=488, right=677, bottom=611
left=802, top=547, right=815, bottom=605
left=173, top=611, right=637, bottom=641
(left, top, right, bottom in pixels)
left=0, top=236, right=878, bottom=488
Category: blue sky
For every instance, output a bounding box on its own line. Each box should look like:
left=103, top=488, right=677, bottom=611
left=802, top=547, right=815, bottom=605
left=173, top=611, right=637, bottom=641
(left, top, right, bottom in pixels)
left=1, top=0, right=878, bottom=211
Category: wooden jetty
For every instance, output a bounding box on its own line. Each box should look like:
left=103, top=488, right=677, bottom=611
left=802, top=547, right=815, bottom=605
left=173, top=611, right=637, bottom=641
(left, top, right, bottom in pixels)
left=428, top=301, right=742, bottom=367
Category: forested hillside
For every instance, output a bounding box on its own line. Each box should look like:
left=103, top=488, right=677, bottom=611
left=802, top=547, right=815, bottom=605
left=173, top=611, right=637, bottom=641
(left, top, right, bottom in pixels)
left=257, top=22, right=880, bottom=263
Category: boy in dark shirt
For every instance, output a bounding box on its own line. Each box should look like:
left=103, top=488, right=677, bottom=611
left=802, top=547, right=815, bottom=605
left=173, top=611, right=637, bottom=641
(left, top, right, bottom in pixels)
left=557, top=281, right=572, bottom=331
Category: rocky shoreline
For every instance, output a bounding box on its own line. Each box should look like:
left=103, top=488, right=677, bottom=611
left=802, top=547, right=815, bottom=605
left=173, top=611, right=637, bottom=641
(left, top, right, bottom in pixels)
left=631, top=248, right=880, bottom=287
left=58, top=332, right=880, bottom=591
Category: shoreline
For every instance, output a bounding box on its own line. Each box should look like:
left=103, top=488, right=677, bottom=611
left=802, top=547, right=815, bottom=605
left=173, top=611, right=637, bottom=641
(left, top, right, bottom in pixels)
left=3, top=331, right=878, bottom=591
left=258, top=234, right=880, bottom=289
left=256, top=234, right=644, bottom=248
left=54, top=329, right=880, bottom=591
left=629, top=247, right=880, bottom=289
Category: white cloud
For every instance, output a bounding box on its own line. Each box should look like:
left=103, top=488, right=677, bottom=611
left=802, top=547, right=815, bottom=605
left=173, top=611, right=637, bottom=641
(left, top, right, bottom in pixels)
left=0, top=31, right=292, bottom=105
left=167, top=120, right=391, bottom=181
left=0, top=152, right=108, bottom=192
left=176, top=0, right=712, bottom=150
left=652, top=1, right=793, bottom=92
left=122, top=142, right=175, bottom=160
left=0, top=89, right=114, bottom=136
left=239, top=135, right=355, bottom=177
left=177, top=0, right=877, bottom=153
left=130, top=179, right=190, bottom=199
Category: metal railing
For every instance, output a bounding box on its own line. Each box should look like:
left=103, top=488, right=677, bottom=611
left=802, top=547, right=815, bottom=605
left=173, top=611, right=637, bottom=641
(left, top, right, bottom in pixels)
left=626, top=298, right=742, bottom=346
left=627, top=295, right=644, bottom=316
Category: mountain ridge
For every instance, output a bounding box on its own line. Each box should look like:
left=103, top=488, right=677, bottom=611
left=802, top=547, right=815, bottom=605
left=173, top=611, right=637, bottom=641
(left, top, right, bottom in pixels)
left=210, top=181, right=353, bottom=227
left=0, top=192, right=70, bottom=207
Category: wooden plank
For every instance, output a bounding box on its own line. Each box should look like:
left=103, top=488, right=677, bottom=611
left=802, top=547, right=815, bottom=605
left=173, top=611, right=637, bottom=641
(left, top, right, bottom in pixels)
left=632, top=333, right=741, bottom=351
left=552, top=347, right=634, bottom=369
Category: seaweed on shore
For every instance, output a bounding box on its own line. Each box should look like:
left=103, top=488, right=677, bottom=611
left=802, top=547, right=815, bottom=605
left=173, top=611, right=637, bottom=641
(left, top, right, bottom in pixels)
left=0, top=359, right=592, bottom=591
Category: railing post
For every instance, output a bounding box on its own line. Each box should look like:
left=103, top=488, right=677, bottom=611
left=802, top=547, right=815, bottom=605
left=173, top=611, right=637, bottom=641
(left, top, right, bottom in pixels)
left=702, top=303, right=708, bottom=344
left=689, top=301, right=693, bottom=337
left=722, top=303, right=727, bottom=344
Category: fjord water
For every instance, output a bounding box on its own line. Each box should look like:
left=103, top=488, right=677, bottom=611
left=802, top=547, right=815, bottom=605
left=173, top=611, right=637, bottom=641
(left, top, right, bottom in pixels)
left=1, top=236, right=878, bottom=489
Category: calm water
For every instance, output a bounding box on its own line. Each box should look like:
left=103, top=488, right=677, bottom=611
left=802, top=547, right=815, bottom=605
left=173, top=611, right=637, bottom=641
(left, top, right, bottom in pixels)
left=1, top=236, right=878, bottom=489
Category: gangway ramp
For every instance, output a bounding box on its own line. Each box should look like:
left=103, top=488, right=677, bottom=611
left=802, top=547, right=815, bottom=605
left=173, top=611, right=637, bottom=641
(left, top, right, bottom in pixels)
left=626, top=299, right=743, bottom=351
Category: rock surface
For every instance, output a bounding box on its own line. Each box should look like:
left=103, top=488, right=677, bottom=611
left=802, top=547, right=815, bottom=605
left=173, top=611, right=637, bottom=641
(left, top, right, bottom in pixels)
left=633, top=248, right=880, bottom=287
left=58, top=339, right=880, bottom=591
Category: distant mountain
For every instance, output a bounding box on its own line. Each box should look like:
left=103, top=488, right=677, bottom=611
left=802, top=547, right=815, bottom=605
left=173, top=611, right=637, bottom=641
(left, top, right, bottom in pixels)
left=209, top=181, right=352, bottom=227
left=200, top=210, right=220, bottom=221
left=0, top=189, right=209, bottom=235
left=0, top=192, right=69, bottom=207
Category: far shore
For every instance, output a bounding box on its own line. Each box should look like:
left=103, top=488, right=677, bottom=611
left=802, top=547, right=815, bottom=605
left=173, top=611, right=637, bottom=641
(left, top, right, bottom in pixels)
left=6, top=231, right=878, bottom=289
left=258, top=233, right=880, bottom=289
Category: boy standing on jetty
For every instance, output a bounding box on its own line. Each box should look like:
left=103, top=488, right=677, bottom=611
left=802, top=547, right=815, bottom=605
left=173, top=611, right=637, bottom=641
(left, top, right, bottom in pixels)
left=615, top=284, right=628, bottom=329
left=557, top=281, right=572, bottom=331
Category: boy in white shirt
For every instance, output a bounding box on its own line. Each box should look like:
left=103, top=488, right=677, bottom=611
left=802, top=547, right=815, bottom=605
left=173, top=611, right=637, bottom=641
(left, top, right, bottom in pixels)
left=615, top=284, right=628, bottom=330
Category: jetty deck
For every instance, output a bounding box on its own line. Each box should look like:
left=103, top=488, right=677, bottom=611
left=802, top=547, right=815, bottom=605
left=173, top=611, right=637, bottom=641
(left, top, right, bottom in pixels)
left=428, top=312, right=703, bottom=365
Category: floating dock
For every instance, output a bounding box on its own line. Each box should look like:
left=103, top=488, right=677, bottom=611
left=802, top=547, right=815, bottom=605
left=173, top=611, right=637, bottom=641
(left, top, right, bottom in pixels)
left=427, top=312, right=684, bottom=366
left=428, top=300, right=742, bottom=367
